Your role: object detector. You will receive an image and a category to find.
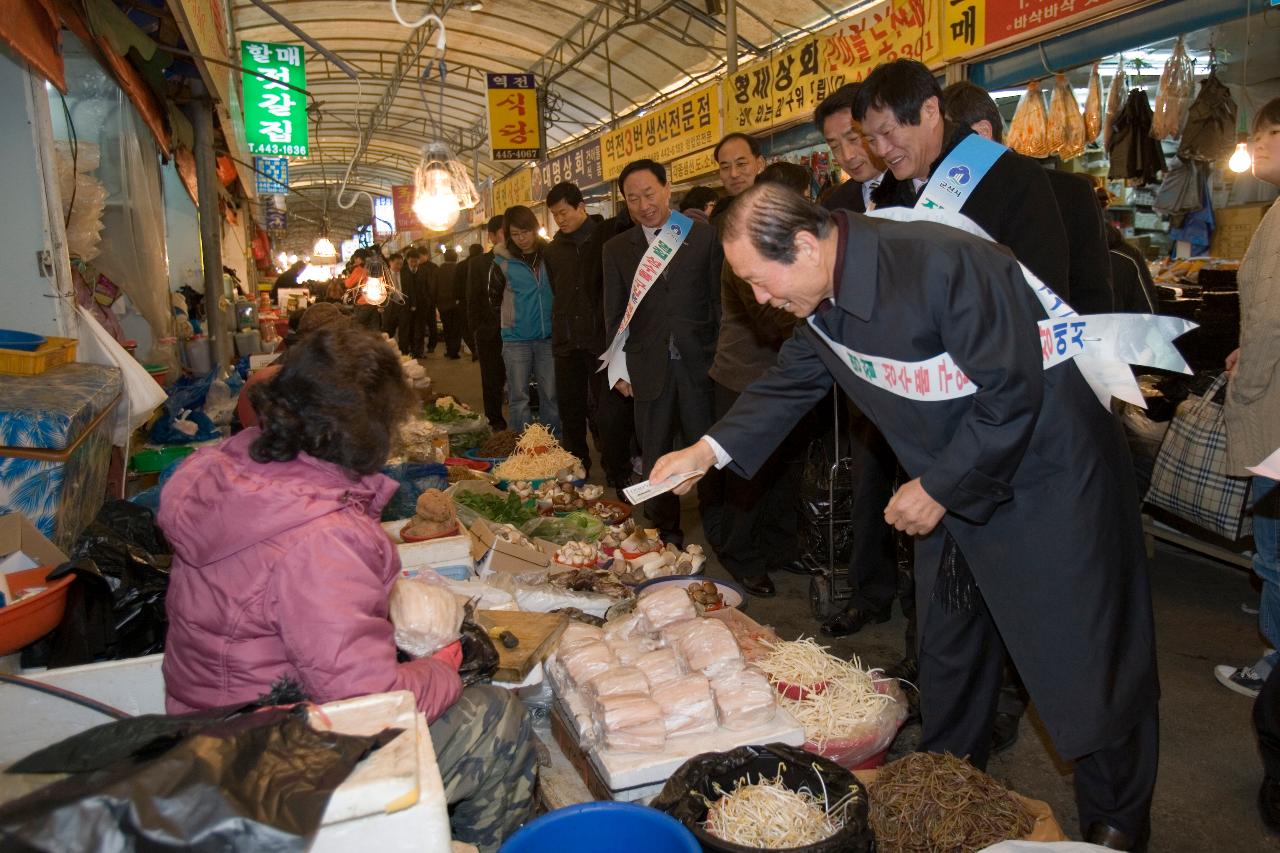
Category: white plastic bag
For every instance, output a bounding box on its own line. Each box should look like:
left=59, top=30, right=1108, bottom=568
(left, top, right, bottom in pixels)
left=74, top=306, right=167, bottom=446
left=388, top=576, right=465, bottom=657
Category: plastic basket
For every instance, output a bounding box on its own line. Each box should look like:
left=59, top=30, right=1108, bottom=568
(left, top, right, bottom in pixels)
left=0, top=337, right=78, bottom=376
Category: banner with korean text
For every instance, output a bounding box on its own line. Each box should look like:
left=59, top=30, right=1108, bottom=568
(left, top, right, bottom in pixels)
left=532, top=140, right=605, bottom=200
left=486, top=73, right=542, bottom=161
left=600, top=86, right=721, bottom=181
left=493, top=167, right=534, bottom=214
left=722, top=35, right=847, bottom=134
left=242, top=41, right=308, bottom=156
left=821, top=0, right=942, bottom=82
left=943, top=0, right=1145, bottom=60
left=669, top=148, right=718, bottom=184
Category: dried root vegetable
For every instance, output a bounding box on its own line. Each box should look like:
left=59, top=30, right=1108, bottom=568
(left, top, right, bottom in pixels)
left=869, top=752, right=1036, bottom=853
left=637, top=584, right=697, bottom=631
left=709, top=667, right=777, bottom=731
left=653, top=674, right=718, bottom=737
left=703, top=770, right=848, bottom=848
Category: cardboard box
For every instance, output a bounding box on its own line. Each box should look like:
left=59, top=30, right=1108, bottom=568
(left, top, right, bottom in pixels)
left=467, top=518, right=558, bottom=575
left=0, top=513, right=70, bottom=571
left=1210, top=203, right=1273, bottom=260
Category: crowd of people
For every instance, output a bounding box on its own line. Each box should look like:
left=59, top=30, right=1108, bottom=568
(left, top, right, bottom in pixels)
left=169, top=57, right=1280, bottom=851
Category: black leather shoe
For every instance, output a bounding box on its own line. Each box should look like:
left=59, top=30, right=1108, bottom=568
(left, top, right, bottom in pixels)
left=1086, top=822, right=1146, bottom=851
left=820, top=604, right=892, bottom=638
left=781, top=558, right=815, bottom=576
left=990, top=711, right=1021, bottom=754
left=1260, top=777, right=1280, bottom=835
left=740, top=575, right=776, bottom=598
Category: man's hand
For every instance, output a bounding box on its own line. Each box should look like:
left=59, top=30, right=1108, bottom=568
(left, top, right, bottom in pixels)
left=649, top=440, right=719, bottom=495
left=614, top=379, right=633, bottom=397
left=885, top=478, right=946, bottom=537
left=1226, top=348, right=1241, bottom=376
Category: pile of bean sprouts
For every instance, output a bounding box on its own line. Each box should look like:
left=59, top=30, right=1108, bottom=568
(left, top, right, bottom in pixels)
left=702, top=768, right=854, bottom=848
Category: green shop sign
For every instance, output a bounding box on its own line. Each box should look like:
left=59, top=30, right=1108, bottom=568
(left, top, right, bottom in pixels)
left=241, top=41, right=308, bottom=157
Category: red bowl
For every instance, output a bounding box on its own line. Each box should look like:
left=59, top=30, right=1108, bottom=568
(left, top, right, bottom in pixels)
left=399, top=524, right=460, bottom=543
left=0, top=567, right=74, bottom=655
left=446, top=456, right=491, bottom=472
left=776, top=679, right=829, bottom=701
left=620, top=545, right=660, bottom=560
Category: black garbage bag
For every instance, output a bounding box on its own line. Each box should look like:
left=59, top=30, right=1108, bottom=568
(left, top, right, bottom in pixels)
left=34, top=501, right=172, bottom=668
left=1178, top=71, right=1238, bottom=163
left=458, top=602, right=500, bottom=687
left=0, top=705, right=398, bottom=853
left=651, top=743, right=874, bottom=852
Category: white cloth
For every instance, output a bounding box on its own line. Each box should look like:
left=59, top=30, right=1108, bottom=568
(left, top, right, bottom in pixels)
left=74, top=305, right=167, bottom=446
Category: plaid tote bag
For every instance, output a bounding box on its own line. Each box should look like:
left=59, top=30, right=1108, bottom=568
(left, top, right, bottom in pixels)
left=1145, top=372, right=1253, bottom=540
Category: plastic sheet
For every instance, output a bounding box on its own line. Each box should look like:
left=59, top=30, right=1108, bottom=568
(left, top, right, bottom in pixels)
left=30, top=501, right=171, bottom=669
left=650, top=743, right=873, bottom=853
left=1006, top=81, right=1050, bottom=158
left=0, top=705, right=396, bottom=851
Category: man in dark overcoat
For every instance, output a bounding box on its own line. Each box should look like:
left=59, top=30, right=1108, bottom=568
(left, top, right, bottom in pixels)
left=651, top=183, right=1159, bottom=849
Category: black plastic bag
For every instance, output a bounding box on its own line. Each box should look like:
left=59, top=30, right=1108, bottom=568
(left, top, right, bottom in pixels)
left=1177, top=71, right=1238, bottom=163
left=458, top=602, right=499, bottom=687
left=651, top=743, right=874, bottom=852
left=0, top=706, right=398, bottom=852
left=36, top=501, right=172, bottom=668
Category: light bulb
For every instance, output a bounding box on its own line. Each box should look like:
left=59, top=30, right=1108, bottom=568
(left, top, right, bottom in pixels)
left=313, top=237, right=337, bottom=261
left=276, top=252, right=288, bottom=268
left=413, top=164, right=461, bottom=231
left=363, top=276, right=387, bottom=306
left=287, top=254, right=298, bottom=265
left=1229, top=142, right=1252, bottom=174
left=454, top=244, right=462, bottom=253
left=537, top=227, right=548, bottom=239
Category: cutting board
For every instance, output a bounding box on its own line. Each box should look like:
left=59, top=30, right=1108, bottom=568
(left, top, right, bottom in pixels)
left=476, top=609, right=568, bottom=682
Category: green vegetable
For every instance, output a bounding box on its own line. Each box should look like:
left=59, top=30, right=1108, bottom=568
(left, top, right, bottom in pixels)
left=423, top=402, right=483, bottom=425
left=454, top=490, right=539, bottom=526
left=520, top=511, right=605, bottom=545
left=449, top=429, right=491, bottom=454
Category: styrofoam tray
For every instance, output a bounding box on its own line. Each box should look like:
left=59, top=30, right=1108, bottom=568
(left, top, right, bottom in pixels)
left=310, top=690, right=420, bottom=824
left=381, top=520, right=474, bottom=579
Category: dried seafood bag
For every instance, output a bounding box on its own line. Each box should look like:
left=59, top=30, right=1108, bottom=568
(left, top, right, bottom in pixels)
left=558, top=621, right=604, bottom=655
left=1047, top=73, right=1086, bottom=161
left=1083, top=62, right=1104, bottom=143
left=607, top=635, right=660, bottom=665
left=1151, top=36, right=1195, bottom=140
left=388, top=575, right=465, bottom=656
left=636, top=584, right=698, bottom=631
left=1006, top=80, right=1050, bottom=158
left=672, top=618, right=745, bottom=677
left=560, top=639, right=617, bottom=686
left=636, top=647, right=685, bottom=689
left=1103, top=59, right=1130, bottom=149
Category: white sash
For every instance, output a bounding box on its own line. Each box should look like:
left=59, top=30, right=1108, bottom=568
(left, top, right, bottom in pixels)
left=598, top=210, right=694, bottom=388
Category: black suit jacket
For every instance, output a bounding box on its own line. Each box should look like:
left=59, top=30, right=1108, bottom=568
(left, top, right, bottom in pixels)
left=602, top=217, right=722, bottom=402
left=708, top=211, right=1156, bottom=760
left=1044, top=169, right=1113, bottom=314
left=874, top=123, right=1071, bottom=300
left=821, top=178, right=866, bottom=213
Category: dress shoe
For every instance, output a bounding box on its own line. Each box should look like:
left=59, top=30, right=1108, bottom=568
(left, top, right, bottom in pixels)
left=781, top=557, right=816, bottom=576
left=740, top=575, right=776, bottom=598
left=1260, top=777, right=1280, bottom=835
left=820, top=603, right=892, bottom=638
left=990, top=711, right=1021, bottom=754
left=1086, top=822, right=1146, bottom=851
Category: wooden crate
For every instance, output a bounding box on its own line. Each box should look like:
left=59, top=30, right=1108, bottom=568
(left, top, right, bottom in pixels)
left=0, top=337, right=78, bottom=376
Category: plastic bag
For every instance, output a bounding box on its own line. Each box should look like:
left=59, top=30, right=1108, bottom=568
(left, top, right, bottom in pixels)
left=1103, top=59, right=1130, bottom=150
left=457, top=602, right=500, bottom=686
left=802, top=679, right=909, bottom=770
left=74, top=306, right=167, bottom=446
left=0, top=705, right=395, bottom=851
left=148, top=370, right=221, bottom=444
left=1006, top=80, right=1050, bottom=158
left=708, top=667, right=777, bottom=731
left=1177, top=70, right=1238, bottom=162
left=1083, top=62, right=1103, bottom=143
left=1047, top=73, right=1086, bottom=161
left=635, top=585, right=697, bottom=631
left=651, top=743, right=874, bottom=853
left=388, top=576, right=465, bottom=656
left=1152, top=36, right=1195, bottom=140
left=380, top=462, right=449, bottom=522
left=653, top=674, right=718, bottom=737
left=29, top=501, right=171, bottom=669
left=519, top=511, right=605, bottom=545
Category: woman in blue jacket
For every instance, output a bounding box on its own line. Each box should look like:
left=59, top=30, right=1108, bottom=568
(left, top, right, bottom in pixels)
left=488, top=205, right=559, bottom=434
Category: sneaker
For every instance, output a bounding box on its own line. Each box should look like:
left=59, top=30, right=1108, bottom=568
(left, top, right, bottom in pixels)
left=1215, top=664, right=1265, bottom=698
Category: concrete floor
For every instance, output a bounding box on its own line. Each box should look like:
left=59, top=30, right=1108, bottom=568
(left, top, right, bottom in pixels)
left=424, top=350, right=1277, bottom=852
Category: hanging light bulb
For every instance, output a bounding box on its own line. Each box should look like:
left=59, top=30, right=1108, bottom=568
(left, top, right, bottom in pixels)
left=412, top=142, right=480, bottom=233
left=363, top=276, right=388, bottom=306
left=276, top=252, right=288, bottom=269
left=313, top=236, right=338, bottom=262
left=1229, top=142, right=1252, bottom=173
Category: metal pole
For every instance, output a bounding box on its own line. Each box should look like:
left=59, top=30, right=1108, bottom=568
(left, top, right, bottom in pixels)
left=190, top=95, right=230, bottom=370
left=726, top=0, right=738, bottom=73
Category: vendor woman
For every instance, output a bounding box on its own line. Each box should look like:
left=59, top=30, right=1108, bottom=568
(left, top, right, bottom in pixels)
left=158, top=326, right=535, bottom=852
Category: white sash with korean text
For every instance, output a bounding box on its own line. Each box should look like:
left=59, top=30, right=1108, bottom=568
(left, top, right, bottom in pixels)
left=598, top=210, right=694, bottom=388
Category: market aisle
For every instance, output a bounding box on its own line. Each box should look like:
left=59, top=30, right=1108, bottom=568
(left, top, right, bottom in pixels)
left=424, top=349, right=1277, bottom=850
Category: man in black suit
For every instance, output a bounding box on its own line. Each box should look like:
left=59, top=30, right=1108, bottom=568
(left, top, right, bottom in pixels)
left=464, top=217, right=508, bottom=429
left=653, top=184, right=1159, bottom=850
left=816, top=83, right=886, bottom=214
left=942, top=80, right=1114, bottom=313
left=602, top=159, right=722, bottom=547
left=399, top=248, right=431, bottom=357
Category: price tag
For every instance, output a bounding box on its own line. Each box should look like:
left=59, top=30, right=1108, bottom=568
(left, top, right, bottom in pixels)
left=623, top=471, right=703, bottom=505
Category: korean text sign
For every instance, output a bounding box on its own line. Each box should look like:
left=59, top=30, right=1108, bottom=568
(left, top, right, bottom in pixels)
left=722, top=36, right=845, bottom=134
left=254, top=156, right=289, bottom=194
left=532, top=140, right=604, bottom=200
left=821, top=0, right=941, bottom=82
left=493, top=168, right=534, bottom=214
left=945, top=0, right=1139, bottom=58
left=392, top=185, right=417, bottom=233
left=600, top=86, right=721, bottom=181
left=242, top=41, right=308, bottom=157
left=487, top=73, right=542, bottom=161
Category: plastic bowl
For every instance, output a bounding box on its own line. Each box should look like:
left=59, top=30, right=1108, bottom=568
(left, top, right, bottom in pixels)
left=0, top=330, right=47, bottom=352
left=463, top=447, right=508, bottom=467
left=446, top=456, right=492, bottom=472
left=500, top=801, right=699, bottom=853
left=0, top=567, right=74, bottom=655
left=587, top=498, right=631, bottom=524
left=398, top=524, right=461, bottom=543
left=776, top=679, right=829, bottom=701
left=636, top=575, right=747, bottom=611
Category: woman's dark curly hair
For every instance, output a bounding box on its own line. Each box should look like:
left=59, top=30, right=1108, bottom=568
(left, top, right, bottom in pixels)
left=248, top=327, right=414, bottom=476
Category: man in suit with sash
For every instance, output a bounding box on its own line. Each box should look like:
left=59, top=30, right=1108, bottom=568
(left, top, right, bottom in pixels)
left=601, top=159, right=722, bottom=547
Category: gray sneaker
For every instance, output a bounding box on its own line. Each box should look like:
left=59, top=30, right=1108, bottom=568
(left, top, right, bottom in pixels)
left=1215, top=664, right=1265, bottom=698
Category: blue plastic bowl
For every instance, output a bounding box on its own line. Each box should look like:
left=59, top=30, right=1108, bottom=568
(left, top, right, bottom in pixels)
left=463, top=447, right=507, bottom=467
left=0, top=330, right=47, bottom=352
left=500, top=802, right=699, bottom=853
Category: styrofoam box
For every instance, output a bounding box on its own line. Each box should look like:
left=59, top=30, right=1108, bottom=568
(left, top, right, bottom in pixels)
left=381, top=520, right=474, bottom=581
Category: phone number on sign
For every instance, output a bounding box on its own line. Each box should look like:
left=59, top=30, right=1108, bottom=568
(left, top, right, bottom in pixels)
left=249, top=143, right=308, bottom=156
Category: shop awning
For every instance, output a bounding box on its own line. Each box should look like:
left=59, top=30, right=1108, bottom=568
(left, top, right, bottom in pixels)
left=0, top=0, right=66, bottom=92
